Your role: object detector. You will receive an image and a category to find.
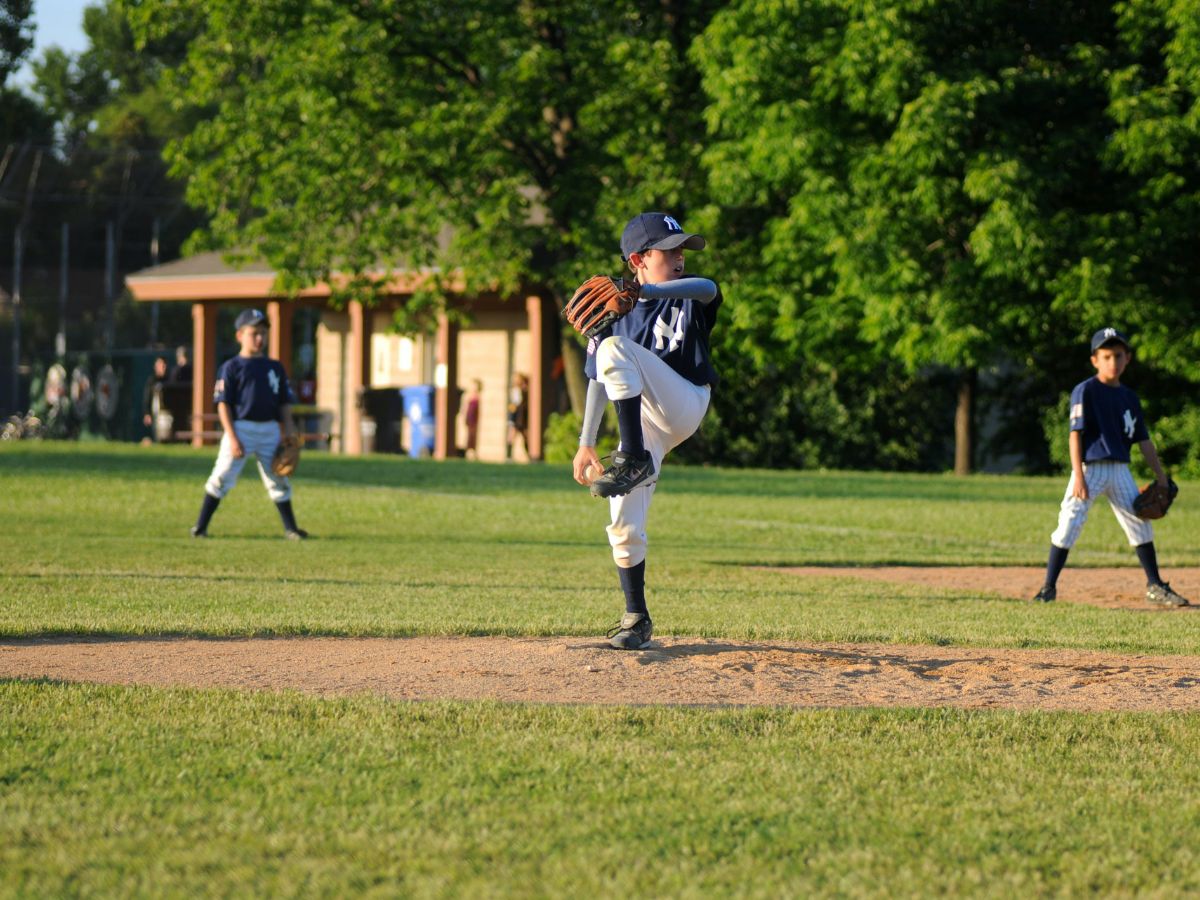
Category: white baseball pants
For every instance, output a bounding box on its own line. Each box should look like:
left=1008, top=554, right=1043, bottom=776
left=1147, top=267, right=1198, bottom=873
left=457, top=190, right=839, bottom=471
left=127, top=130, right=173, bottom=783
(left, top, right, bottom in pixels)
left=204, top=420, right=292, bottom=503
left=595, top=336, right=710, bottom=567
left=1050, top=460, right=1153, bottom=549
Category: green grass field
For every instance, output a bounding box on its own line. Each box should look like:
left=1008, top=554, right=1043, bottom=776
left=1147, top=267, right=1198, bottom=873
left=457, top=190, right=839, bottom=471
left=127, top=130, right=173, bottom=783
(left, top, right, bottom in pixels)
left=3, top=443, right=1200, bottom=896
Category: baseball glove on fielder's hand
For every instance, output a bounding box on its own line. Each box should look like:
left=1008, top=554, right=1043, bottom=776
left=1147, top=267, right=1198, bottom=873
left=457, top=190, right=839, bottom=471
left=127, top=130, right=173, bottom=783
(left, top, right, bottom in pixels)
left=1133, top=478, right=1178, bottom=520
left=272, top=434, right=301, bottom=477
left=563, top=275, right=640, bottom=339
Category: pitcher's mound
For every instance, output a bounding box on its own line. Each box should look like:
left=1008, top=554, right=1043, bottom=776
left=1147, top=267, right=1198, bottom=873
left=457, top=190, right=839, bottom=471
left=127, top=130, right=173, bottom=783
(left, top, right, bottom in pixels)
left=5, top=633, right=1200, bottom=712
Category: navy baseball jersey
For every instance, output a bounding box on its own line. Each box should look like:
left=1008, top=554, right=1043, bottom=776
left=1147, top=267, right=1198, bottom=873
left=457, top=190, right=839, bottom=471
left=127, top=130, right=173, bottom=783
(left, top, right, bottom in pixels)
left=1069, top=376, right=1148, bottom=462
left=214, top=356, right=295, bottom=422
left=585, top=282, right=722, bottom=387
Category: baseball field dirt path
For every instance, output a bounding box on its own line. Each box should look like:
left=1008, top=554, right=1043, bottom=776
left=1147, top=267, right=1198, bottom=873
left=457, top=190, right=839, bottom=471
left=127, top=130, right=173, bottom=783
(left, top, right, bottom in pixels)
left=4, top=567, right=1198, bottom=711
left=768, top=565, right=1200, bottom=610
left=5, top=635, right=1200, bottom=712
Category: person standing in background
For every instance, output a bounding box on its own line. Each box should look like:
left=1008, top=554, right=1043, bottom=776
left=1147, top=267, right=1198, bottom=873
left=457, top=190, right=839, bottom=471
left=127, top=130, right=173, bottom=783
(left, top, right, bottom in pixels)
left=464, top=379, right=482, bottom=459
left=506, top=372, right=528, bottom=461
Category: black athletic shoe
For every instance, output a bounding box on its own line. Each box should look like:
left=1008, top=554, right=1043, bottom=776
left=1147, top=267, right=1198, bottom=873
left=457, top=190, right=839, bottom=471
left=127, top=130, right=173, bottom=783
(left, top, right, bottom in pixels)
left=606, top=612, right=653, bottom=650
left=1146, top=582, right=1189, bottom=608
left=189, top=526, right=208, bottom=539
left=590, top=451, right=655, bottom=499
left=284, top=528, right=309, bottom=541
left=1031, top=586, right=1056, bottom=603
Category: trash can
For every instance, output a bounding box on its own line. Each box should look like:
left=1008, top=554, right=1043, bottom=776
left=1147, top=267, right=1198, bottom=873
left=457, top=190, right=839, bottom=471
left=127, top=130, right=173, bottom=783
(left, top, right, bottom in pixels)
left=357, top=388, right=403, bottom=453
left=401, top=385, right=436, bottom=458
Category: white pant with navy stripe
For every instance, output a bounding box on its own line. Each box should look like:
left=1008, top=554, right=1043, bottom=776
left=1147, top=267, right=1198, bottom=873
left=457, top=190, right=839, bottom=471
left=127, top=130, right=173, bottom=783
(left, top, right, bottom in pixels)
left=1050, top=460, right=1153, bottom=549
left=595, top=336, right=711, bottom=568
left=204, top=420, right=292, bottom=503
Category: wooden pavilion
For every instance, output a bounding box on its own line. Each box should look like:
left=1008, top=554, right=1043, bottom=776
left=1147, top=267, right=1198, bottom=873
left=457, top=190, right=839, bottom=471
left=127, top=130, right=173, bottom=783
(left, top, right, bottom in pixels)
left=125, top=253, right=560, bottom=460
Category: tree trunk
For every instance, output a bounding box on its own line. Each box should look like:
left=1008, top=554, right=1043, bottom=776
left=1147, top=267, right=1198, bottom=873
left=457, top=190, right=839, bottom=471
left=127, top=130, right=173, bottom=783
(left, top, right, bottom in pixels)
left=561, top=334, right=588, bottom=414
left=953, top=369, right=976, bottom=476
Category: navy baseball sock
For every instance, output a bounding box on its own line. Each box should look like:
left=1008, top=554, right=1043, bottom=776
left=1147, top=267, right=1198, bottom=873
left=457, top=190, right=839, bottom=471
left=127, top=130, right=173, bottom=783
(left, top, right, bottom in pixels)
left=275, top=500, right=300, bottom=533
left=194, top=494, right=220, bottom=533
left=614, top=396, right=646, bottom=458
left=618, top=561, right=647, bottom=616
left=1043, top=544, right=1069, bottom=589
left=1135, top=542, right=1162, bottom=586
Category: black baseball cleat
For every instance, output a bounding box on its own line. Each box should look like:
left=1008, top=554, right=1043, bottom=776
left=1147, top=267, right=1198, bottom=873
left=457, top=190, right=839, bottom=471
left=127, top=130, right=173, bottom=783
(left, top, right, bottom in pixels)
left=606, top=612, right=653, bottom=650
left=284, top=528, right=309, bottom=541
left=1146, top=582, right=1190, bottom=608
left=1030, top=586, right=1056, bottom=603
left=590, top=450, right=655, bottom=499
left=189, top=526, right=209, bottom=539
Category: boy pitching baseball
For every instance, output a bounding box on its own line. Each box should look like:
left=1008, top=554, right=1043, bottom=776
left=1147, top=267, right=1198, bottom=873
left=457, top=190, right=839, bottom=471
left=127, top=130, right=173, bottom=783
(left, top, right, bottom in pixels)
left=190, top=308, right=308, bottom=540
left=572, top=212, right=722, bottom=649
left=1033, top=327, right=1187, bottom=607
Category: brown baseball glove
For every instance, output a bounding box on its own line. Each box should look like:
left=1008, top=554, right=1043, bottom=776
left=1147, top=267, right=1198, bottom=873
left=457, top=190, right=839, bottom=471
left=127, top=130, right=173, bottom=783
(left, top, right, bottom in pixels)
left=1133, top=478, right=1178, bottom=520
left=272, top=434, right=301, bottom=477
left=563, top=275, right=640, bottom=339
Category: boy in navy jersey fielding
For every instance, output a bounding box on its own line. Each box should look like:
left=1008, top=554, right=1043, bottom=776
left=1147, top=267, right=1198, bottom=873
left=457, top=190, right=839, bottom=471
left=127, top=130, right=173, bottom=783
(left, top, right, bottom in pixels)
left=572, top=212, right=722, bottom=648
left=1033, top=328, right=1187, bottom=607
left=190, top=308, right=308, bottom=540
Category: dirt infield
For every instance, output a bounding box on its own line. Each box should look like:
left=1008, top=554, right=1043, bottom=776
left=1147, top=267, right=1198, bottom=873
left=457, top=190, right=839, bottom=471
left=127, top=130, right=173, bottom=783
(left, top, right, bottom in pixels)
left=769, top=565, right=1200, bottom=610
left=4, top=567, right=1198, bottom=712
left=4, top=634, right=1200, bottom=711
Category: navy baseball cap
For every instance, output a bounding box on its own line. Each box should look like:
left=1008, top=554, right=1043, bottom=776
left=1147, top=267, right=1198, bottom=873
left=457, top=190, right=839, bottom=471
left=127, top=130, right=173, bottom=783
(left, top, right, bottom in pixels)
left=234, top=308, right=267, bottom=330
left=620, top=212, right=706, bottom=261
left=1090, top=327, right=1130, bottom=352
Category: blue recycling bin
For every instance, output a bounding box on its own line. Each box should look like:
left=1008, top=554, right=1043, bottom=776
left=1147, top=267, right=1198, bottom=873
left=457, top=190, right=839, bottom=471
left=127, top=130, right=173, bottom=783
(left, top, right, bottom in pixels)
left=401, top=385, right=436, bottom=458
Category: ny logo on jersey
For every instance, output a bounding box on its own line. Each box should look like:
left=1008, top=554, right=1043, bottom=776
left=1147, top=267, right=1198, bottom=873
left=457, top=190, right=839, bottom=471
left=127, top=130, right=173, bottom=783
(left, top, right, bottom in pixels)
left=662, top=215, right=682, bottom=232
left=1123, top=409, right=1136, bottom=439
left=268, top=370, right=281, bottom=395
left=653, top=308, right=685, bottom=352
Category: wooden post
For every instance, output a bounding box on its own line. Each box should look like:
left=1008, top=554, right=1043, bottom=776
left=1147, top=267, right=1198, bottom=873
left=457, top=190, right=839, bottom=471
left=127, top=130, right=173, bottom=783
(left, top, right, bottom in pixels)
left=433, top=313, right=459, bottom=460
left=345, top=300, right=371, bottom=455
left=524, top=294, right=549, bottom=461
left=267, top=299, right=294, bottom=374
left=191, top=302, right=218, bottom=447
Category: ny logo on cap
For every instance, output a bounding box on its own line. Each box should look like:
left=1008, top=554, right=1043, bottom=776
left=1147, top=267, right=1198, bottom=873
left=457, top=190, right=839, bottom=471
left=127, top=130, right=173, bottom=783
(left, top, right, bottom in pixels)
left=1103, top=327, right=1117, bottom=338
left=663, top=215, right=682, bottom=232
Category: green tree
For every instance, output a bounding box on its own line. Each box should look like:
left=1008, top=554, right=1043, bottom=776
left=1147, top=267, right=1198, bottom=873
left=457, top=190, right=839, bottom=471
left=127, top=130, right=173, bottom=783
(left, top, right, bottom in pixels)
left=0, top=0, right=47, bottom=152
left=128, top=0, right=721, bottom=411
left=16, top=0, right=203, bottom=351
left=695, top=0, right=1129, bottom=473
left=0, top=0, right=32, bottom=83
left=1057, top=0, right=1200, bottom=378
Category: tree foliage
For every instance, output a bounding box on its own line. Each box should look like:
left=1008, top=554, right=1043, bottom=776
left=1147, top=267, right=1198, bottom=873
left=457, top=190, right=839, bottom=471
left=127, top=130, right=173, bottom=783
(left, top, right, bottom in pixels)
left=2, top=0, right=202, bottom=355
left=693, top=0, right=1200, bottom=471
left=129, top=1, right=718, bottom=314
left=15, top=0, right=1199, bottom=471
left=0, top=0, right=32, bottom=84
left=1064, top=0, right=1200, bottom=379
left=0, top=0, right=45, bottom=143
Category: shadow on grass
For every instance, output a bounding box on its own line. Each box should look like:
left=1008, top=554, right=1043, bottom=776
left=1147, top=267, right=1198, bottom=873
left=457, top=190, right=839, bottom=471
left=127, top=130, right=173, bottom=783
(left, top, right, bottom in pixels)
left=4, top=570, right=607, bottom=593
left=724, top=560, right=1146, bottom=571
left=730, top=560, right=1040, bottom=569
left=0, top=446, right=576, bottom=494
left=2, top=444, right=1066, bottom=502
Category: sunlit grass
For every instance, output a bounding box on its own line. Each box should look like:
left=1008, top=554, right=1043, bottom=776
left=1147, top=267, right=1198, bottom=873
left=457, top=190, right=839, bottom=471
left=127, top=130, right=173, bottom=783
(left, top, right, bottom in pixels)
left=2, top=443, right=1198, bottom=653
